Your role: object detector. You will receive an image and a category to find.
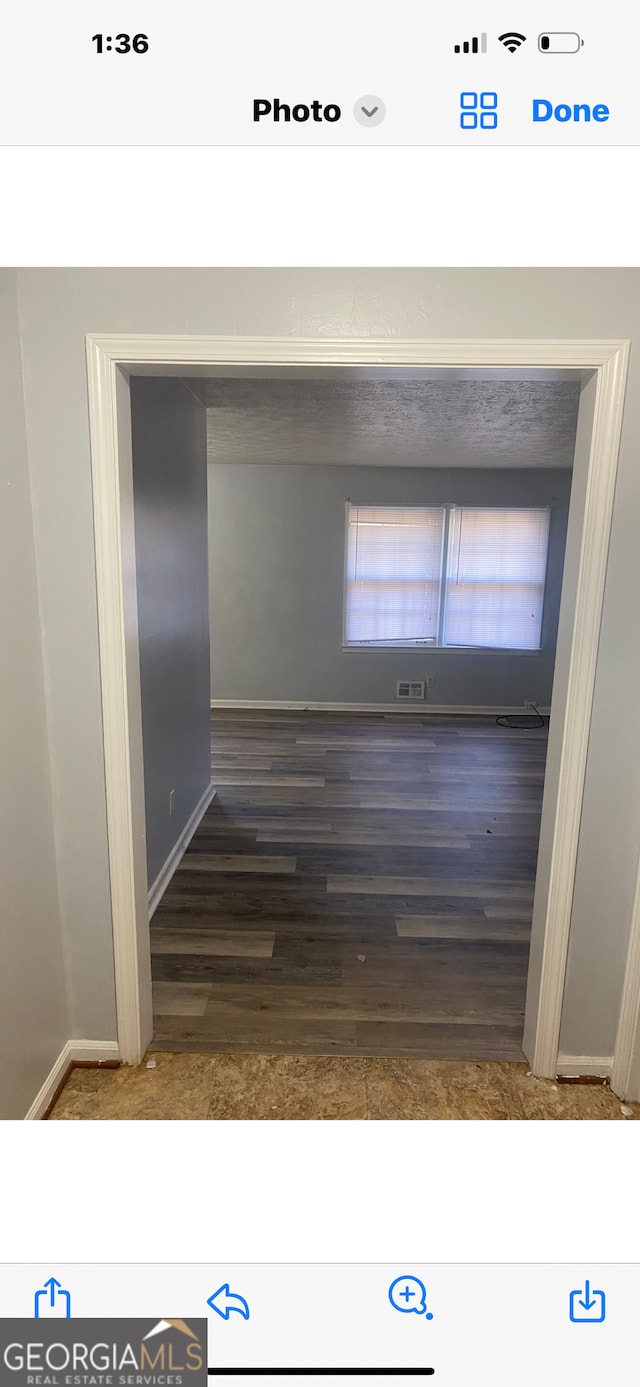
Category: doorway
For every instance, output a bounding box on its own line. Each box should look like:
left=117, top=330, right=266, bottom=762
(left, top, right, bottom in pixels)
left=86, top=334, right=629, bottom=1079
left=143, top=371, right=568, bottom=1059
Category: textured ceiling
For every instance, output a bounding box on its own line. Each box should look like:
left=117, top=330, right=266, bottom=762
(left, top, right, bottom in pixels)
left=192, top=378, right=580, bottom=469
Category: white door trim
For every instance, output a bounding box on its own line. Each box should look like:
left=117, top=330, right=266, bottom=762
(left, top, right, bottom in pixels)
left=611, top=848, right=640, bottom=1100
left=85, top=334, right=630, bottom=1073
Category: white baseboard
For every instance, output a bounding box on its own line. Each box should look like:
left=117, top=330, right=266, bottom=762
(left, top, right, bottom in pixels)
left=556, top=1053, right=613, bottom=1079
left=24, top=1039, right=121, bottom=1120
left=211, top=699, right=551, bottom=716
left=148, top=781, right=217, bottom=918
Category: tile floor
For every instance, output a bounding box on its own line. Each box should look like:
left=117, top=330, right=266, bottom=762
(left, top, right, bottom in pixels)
left=48, top=1054, right=640, bottom=1121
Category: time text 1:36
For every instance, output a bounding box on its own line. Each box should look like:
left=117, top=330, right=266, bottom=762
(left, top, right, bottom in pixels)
left=91, top=34, right=149, bottom=53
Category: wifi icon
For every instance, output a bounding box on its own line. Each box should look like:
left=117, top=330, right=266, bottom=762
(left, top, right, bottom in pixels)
left=499, top=31, right=527, bottom=52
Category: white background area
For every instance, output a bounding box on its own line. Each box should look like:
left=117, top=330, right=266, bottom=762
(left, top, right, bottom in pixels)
left=0, top=148, right=639, bottom=265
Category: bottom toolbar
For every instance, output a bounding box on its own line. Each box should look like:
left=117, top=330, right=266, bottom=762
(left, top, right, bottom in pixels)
left=0, top=1265, right=636, bottom=1386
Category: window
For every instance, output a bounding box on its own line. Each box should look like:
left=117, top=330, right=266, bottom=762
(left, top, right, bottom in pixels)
left=345, top=505, right=445, bottom=647
left=445, top=507, right=550, bottom=650
left=344, top=503, right=550, bottom=651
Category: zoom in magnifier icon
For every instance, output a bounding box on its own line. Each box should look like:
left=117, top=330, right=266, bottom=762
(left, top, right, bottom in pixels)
left=388, top=1275, right=434, bottom=1318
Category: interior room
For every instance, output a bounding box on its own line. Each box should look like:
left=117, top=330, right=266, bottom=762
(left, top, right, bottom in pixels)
left=136, top=369, right=577, bottom=1063
left=4, top=267, right=640, bottom=1120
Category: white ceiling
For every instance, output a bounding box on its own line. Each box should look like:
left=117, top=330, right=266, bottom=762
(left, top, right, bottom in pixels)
left=190, top=377, right=580, bottom=470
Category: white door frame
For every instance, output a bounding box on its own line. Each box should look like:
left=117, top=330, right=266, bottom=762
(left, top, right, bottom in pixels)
left=85, top=333, right=631, bottom=1083
left=611, top=853, right=640, bottom=1099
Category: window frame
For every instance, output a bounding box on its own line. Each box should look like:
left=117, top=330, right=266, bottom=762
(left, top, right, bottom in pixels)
left=342, top=500, right=551, bottom=654
left=342, top=500, right=446, bottom=651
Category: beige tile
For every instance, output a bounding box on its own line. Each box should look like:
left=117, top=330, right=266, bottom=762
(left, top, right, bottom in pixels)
left=50, top=1067, right=111, bottom=1099
left=364, top=1059, right=529, bottom=1119
left=47, top=1054, right=640, bottom=1122
left=204, top=1054, right=367, bottom=1120
left=516, top=1074, right=639, bottom=1121
left=151, top=929, right=275, bottom=958
left=365, top=1061, right=640, bottom=1121
left=180, top=854, right=297, bottom=873
left=49, top=1054, right=217, bottom=1120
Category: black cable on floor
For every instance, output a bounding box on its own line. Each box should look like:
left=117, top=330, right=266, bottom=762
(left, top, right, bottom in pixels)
left=496, top=702, right=546, bottom=730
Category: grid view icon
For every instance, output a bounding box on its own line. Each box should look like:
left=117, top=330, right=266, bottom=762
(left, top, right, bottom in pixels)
left=460, top=91, right=498, bottom=129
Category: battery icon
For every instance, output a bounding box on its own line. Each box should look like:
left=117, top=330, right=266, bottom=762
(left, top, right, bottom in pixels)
left=538, top=33, right=584, bottom=53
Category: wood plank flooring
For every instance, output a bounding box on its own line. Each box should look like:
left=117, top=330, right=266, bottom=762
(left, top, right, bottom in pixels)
left=150, top=710, right=548, bottom=1060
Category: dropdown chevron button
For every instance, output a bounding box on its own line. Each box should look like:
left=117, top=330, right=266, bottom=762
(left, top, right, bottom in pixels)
left=353, top=94, right=386, bottom=127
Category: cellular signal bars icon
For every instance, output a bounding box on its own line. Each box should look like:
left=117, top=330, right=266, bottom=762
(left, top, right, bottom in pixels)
left=454, top=33, right=487, bottom=54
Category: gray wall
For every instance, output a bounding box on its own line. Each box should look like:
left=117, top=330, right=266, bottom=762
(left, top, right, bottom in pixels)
left=0, top=271, right=68, bottom=1117
left=13, top=268, right=640, bottom=1065
left=208, top=464, right=571, bottom=708
left=131, top=378, right=210, bottom=889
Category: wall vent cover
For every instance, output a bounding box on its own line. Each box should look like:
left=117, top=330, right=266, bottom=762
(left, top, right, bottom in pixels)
left=396, top=680, right=426, bottom=700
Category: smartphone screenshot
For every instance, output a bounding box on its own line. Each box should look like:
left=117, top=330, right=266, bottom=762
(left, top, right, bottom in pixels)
left=1, top=5, right=640, bottom=1387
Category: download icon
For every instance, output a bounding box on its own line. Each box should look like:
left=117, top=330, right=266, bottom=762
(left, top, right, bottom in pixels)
left=569, top=1280, right=606, bottom=1323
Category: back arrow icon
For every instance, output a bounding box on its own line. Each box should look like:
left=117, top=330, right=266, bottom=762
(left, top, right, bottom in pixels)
left=207, top=1285, right=250, bottom=1321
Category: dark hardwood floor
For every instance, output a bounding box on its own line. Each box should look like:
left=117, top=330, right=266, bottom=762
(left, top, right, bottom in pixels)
left=149, top=710, right=548, bottom=1059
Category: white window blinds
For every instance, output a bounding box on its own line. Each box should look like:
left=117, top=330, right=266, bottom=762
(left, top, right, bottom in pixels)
left=443, top=507, right=550, bottom=650
left=345, top=505, right=445, bottom=646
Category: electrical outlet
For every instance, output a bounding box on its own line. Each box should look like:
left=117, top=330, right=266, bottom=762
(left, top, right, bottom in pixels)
left=425, top=675, right=435, bottom=689
left=169, top=789, right=175, bottom=815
